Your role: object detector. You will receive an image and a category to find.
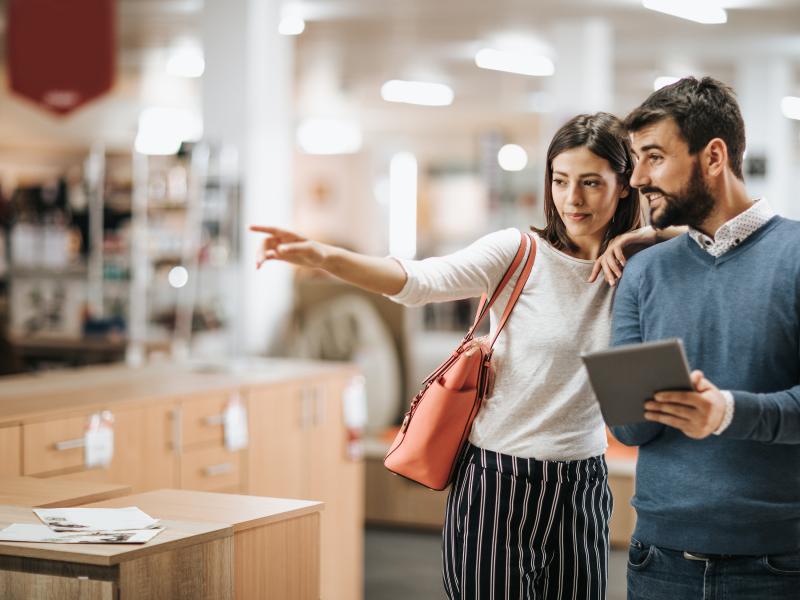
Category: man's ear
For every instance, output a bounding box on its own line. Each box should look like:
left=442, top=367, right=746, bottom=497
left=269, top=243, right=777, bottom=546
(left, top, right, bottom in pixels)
left=703, top=138, right=728, bottom=178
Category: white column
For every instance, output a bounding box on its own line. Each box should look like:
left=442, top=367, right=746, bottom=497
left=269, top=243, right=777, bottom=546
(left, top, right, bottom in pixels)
left=202, top=0, right=294, bottom=355
left=736, top=59, right=794, bottom=218
left=548, top=19, right=614, bottom=122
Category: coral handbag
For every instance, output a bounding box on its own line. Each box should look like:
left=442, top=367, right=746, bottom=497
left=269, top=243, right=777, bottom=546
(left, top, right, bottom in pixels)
left=384, top=231, right=536, bottom=490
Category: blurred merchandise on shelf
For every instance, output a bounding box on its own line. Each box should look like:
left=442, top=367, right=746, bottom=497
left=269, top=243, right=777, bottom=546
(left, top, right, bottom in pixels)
left=0, top=141, right=241, bottom=372
left=127, top=142, right=241, bottom=364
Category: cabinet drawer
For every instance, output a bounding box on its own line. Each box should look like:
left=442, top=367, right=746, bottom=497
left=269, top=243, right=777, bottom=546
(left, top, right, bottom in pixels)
left=0, top=425, right=21, bottom=476
left=23, top=416, right=89, bottom=476
left=180, top=445, right=242, bottom=492
left=181, top=392, right=239, bottom=448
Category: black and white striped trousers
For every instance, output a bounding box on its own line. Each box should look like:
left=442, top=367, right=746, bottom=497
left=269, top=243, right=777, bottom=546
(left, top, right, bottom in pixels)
left=442, top=444, right=612, bottom=600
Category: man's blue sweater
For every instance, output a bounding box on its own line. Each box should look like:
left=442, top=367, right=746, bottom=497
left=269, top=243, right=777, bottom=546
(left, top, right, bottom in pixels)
left=611, top=215, right=800, bottom=555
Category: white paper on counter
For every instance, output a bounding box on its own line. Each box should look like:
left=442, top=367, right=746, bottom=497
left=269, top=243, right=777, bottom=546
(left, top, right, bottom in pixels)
left=33, top=506, right=160, bottom=532
left=0, top=523, right=164, bottom=544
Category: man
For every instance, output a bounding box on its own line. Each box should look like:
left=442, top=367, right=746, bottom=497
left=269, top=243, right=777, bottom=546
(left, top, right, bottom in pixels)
left=611, top=76, right=800, bottom=599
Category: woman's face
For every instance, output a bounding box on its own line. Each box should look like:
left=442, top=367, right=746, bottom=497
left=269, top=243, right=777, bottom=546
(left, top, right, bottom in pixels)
left=550, top=146, right=628, bottom=252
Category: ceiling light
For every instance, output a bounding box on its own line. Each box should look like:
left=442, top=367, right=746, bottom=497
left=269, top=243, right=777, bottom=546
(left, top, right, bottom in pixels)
left=497, top=144, right=528, bottom=172
left=781, top=96, right=800, bottom=120
left=166, top=45, right=205, bottom=78
left=642, top=0, right=727, bottom=24
left=380, top=80, right=454, bottom=107
left=296, top=118, right=362, bottom=154
left=279, top=15, right=305, bottom=35
left=654, top=76, right=682, bottom=91
left=475, top=48, right=554, bottom=77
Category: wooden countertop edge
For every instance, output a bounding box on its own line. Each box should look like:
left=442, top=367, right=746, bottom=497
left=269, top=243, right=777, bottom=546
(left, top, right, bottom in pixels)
left=228, top=501, right=324, bottom=533
left=33, top=484, right=135, bottom=508
left=0, top=362, right=360, bottom=426
left=0, top=519, right=234, bottom=567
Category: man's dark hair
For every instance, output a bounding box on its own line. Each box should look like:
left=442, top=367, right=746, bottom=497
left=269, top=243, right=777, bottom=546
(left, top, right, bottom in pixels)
left=624, top=76, right=746, bottom=180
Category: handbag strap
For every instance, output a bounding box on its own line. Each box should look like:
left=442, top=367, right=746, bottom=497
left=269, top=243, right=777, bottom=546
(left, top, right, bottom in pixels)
left=485, top=233, right=536, bottom=352
left=465, top=231, right=529, bottom=339
left=417, top=232, right=536, bottom=388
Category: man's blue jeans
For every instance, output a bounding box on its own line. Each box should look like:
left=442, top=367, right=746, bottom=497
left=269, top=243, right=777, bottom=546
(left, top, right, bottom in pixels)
left=627, top=538, right=800, bottom=599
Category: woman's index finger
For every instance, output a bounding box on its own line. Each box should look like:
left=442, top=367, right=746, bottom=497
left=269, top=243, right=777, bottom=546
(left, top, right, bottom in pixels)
left=249, top=225, right=282, bottom=235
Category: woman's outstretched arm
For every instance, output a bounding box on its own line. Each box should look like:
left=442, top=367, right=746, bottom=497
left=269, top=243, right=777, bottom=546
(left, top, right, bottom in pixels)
left=250, top=225, right=407, bottom=296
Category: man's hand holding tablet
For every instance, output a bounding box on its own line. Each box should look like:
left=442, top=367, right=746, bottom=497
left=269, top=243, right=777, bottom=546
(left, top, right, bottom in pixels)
left=581, top=339, right=727, bottom=438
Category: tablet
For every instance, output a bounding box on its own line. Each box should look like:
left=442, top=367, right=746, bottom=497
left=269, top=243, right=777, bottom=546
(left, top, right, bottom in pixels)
left=581, top=338, right=693, bottom=427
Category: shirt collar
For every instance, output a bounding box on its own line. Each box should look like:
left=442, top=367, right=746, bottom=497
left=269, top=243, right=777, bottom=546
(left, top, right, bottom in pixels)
left=688, top=198, right=775, bottom=258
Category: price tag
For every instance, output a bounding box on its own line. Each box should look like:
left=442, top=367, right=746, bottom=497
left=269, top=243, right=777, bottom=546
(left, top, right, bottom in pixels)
left=224, top=394, right=249, bottom=452
left=85, top=411, right=114, bottom=468
left=343, top=376, right=367, bottom=460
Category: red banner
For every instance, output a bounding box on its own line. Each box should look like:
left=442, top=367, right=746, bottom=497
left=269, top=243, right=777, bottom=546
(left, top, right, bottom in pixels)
left=6, top=0, right=116, bottom=116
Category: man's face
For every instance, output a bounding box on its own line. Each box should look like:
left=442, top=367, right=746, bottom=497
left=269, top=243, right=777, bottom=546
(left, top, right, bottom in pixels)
left=629, top=118, right=715, bottom=229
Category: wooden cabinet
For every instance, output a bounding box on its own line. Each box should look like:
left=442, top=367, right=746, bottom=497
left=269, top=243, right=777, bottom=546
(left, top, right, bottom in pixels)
left=0, top=505, right=233, bottom=600
left=0, top=427, right=21, bottom=477
left=87, top=489, right=323, bottom=600
left=48, top=405, right=177, bottom=493
left=248, top=374, right=363, bottom=600
left=0, top=361, right=363, bottom=600
left=365, top=455, right=448, bottom=529
left=180, top=391, right=231, bottom=447
left=180, top=444, right=242, bottom=492
left=23, top=415, right=88, bottom=476
left=248, top=383, right=307, bottom=499
left=317, top=376, right=364, bottom=600
left=177, top=390, right=246, bottom=493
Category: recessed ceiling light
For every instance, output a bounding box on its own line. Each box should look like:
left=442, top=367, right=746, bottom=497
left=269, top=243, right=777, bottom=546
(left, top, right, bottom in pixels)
left=642, top=0, right=727, bottom=24
left=380, top=80, right=454, bottom=107
left=475, top=48, right=554, bottom=77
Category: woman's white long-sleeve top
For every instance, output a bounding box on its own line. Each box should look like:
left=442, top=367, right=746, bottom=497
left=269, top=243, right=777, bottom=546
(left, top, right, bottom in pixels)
left=388, top=228, right=611, bottom=460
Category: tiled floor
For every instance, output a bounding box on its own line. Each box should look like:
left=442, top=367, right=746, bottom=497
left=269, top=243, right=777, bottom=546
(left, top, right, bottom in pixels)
left=365, top=527, right=627, bottom=600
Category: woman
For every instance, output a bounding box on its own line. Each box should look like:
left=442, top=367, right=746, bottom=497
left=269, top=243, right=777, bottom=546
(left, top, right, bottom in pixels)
left=252, top=113, right=645, bottom=599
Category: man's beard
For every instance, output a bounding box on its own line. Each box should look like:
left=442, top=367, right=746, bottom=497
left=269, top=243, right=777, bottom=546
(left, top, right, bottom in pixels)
left=646, top=160, right=715, bottom=229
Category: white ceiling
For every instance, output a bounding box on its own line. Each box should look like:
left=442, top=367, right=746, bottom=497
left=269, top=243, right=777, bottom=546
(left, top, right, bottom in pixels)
left=0, top=0, right=798, bottom=149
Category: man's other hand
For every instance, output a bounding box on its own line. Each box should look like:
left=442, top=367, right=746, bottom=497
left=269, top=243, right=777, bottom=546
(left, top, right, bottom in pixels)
left=643, top=370, right=726, bottom=439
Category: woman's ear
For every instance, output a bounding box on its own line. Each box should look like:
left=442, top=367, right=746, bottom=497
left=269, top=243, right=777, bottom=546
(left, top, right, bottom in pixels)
left=619, top=185, right=630, bottom=199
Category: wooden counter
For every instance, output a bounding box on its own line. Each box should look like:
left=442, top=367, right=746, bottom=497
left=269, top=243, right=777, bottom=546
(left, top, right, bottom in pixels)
left=0, top=476, right=131, bottom=508
left=0, top=359, right=364, bottom=600
left=87, top=489, right=323, bottom=600
left=0, top=359, right=356, bottom=424
left=0, top=504, right=233, bottom=599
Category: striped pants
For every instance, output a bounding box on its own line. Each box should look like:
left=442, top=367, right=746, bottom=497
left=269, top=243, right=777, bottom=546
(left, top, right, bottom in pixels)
left=442, top=444, right=612, bottom=600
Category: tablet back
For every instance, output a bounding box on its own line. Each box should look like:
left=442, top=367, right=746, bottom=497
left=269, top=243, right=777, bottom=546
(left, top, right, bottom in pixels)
left=581, top=339, right=693, bottom=427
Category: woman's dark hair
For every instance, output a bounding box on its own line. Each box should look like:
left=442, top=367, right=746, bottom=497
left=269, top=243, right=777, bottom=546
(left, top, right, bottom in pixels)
left=624, top=76, right=745, bottom=180
left=533, top=112, right=641, bottom=255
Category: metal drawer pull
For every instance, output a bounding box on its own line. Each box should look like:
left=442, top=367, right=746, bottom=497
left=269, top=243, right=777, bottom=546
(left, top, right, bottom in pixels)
left=204, top=462, right=234, bottom=476
left=204, top=414, right=225, bottom=426
left=54, top=438, right=85, bottom=451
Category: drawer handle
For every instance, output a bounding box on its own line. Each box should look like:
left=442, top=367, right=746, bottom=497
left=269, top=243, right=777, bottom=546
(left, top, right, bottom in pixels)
left=204, top=462, right=234, bottom=477
left=204, top=414, right=225, bottom=426
left=54, top=438, right=85, bottom=451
